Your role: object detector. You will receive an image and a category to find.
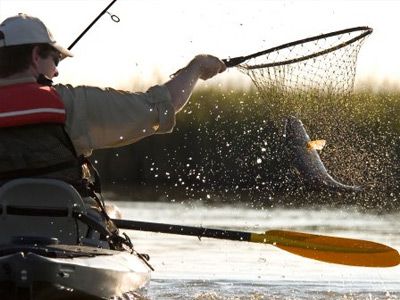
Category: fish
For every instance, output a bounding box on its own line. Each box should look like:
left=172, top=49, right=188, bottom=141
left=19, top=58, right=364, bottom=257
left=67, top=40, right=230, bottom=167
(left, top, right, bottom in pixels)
left=284, top=116, right=363, bottom=193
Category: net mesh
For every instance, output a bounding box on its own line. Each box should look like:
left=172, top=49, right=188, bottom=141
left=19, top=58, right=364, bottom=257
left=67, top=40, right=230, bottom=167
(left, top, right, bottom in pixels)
left=231, top=27, right=375, bottom=202
left=238, top=27, right=372, bottom=97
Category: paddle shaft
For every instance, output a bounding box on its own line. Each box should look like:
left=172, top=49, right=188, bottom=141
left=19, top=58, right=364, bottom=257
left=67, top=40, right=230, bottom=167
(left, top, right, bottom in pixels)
left=113, top=219, right=251, bottom=242
left=113, top=218, right=400, bottom=267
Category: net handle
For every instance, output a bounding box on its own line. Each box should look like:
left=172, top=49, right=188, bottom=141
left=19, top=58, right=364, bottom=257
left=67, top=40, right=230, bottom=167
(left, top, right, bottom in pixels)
left=223, top=26, right=373, bottom=68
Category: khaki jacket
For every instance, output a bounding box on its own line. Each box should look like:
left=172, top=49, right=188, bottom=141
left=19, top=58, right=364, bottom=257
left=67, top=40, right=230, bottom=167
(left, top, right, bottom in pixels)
left=0, top=77, right=176, bottom=157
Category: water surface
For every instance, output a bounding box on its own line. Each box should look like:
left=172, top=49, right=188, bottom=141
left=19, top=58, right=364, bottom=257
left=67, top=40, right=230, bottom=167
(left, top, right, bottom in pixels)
left=113, top=201, right=400, bottom=299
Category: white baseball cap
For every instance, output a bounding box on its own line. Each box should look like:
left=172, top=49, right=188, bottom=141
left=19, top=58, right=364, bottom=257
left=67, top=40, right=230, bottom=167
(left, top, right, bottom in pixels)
left=0, top=13, right=73, bottom=58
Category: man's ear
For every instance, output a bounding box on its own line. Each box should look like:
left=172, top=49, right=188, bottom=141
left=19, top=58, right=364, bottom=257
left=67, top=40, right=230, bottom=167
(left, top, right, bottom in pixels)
left=31, top=46, right=41, bottom=68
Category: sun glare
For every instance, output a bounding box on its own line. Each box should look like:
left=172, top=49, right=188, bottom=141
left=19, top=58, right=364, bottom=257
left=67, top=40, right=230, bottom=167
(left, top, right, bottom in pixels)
left=0, top=0, right=399, bottom=90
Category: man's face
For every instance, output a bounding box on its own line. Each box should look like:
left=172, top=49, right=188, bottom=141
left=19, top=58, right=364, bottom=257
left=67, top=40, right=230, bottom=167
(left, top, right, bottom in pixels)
left=34, top=47, right=60, bottom=79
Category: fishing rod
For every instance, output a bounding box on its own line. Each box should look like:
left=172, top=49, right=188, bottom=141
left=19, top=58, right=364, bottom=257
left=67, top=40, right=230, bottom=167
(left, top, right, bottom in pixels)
left=68, top=0, right=120, bottom=50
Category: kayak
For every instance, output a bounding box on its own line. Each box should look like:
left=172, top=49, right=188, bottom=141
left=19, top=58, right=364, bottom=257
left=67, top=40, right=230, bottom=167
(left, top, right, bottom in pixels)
left=0, top=178, right=152, bottom=299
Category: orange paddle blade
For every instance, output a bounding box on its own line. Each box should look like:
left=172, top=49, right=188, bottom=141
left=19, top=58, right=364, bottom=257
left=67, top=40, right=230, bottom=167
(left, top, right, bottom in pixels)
left=251, top=230, right=400, bottom=267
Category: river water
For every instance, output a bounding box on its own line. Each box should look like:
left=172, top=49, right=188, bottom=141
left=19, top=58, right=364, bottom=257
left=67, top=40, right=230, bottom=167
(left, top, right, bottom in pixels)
left=113, top=200, right=400, bottom=300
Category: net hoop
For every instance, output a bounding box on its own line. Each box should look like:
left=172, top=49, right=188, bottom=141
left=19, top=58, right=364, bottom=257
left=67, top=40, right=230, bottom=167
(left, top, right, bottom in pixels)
left=240, top=26, right=373, bottom=70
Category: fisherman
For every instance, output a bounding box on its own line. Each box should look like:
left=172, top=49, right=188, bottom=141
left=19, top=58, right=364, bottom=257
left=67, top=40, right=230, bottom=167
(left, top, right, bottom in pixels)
left=0, top=13, right=226, bottom=248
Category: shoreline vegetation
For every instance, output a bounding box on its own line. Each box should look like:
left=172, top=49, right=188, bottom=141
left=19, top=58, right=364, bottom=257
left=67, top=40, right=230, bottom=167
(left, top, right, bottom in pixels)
left=92, top=84, right=400, bottom=211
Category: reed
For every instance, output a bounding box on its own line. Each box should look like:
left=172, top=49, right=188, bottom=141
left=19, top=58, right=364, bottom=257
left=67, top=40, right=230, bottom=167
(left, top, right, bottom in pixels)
left=94, top=85, right=400, bottom=210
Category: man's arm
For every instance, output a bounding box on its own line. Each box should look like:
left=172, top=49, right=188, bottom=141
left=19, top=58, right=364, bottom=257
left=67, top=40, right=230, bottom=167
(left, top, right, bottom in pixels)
left=56, top=55, right=226, bottom=156
left=164, top=54, right=226, bottom=113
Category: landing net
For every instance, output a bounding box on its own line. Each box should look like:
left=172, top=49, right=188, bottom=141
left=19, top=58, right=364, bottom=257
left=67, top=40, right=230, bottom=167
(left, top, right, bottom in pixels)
left=237, top=27, right=372, bottom=96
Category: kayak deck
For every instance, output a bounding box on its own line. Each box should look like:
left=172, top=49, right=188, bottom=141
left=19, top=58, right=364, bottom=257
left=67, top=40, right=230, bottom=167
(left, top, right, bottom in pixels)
left=0, top=244, right=151, bottom=299
left=0, top=178, right=152, bottom=299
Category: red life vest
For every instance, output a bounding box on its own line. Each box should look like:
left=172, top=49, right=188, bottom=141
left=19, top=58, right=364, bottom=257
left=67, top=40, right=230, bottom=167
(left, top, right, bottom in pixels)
left=0, top=81, right=81, bottom=183
left=0, top=82, right=65, bottom=127
left=0, top=81, right=109, bottom=233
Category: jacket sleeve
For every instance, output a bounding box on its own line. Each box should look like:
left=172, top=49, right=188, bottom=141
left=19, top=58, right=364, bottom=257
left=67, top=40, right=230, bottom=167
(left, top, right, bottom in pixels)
left=54, top=84, right=176, bottom=156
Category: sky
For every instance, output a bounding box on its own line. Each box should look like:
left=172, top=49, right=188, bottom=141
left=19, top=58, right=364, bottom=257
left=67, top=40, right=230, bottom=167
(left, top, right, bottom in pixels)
left=0, top=0, right=399, bottom=91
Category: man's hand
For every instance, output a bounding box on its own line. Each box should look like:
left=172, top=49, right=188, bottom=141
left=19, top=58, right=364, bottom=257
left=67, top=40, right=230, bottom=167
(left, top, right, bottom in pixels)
left=165, top=54, right=227, bottom=113
left=189, top=54, right=227, bottom=80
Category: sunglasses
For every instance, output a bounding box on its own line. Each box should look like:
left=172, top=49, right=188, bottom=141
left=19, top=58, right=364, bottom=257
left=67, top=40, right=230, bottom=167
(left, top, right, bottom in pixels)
left=50, top=53, right=60, bottom=67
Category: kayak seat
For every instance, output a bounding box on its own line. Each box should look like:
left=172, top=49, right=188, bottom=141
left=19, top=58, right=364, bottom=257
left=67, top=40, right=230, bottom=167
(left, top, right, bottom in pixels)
left=0, top=178, right=89, bottom=245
